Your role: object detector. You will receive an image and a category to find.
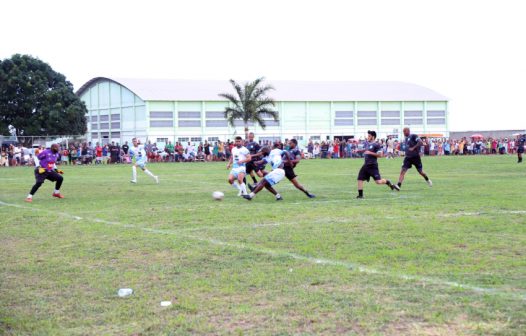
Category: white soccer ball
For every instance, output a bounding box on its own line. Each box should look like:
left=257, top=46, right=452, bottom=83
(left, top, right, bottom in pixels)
left=212, top=191, right=224, bottom=200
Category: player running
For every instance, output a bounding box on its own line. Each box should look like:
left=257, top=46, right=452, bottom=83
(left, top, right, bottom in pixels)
left=244, top=132, right=262, bottom=188
left=243, top=143, right=290, bottom=201
left=285, top=139, right=315, bottom=198
left=517, top=133, right=525, bottom=163
left=397, top=127, right=432, bottom=188
left=356, top=131, right=399, bottom=199
left=227, top=136, right=251, bottom=196
left=129, top=138, right=159, bottom=184
left=25, top=144, right=65, bottom=202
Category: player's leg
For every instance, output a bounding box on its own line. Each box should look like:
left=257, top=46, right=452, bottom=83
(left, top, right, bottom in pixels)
left=229, top=171, right=243, bottom=195
left=237, top=172, right=248, bottom=195
left=131, top=164, right=138, bottom=183
left=518, top=150, right=523, bottom=163
left=372, top=166, right=398, bottom=191
left=357, top=179, right=365, bottom=199
left=397, top=157, right=412, bottom=188
left=141, top=163, right=159, bottom=183
left=47, top=171, right=64, bottom=198
left=289, top=177, right=315, bottom=198
left=26, top=169, right=45, bottom=202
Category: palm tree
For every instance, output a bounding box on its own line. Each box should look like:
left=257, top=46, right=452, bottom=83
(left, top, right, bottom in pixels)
left=219, top=77, right=279, bottom=139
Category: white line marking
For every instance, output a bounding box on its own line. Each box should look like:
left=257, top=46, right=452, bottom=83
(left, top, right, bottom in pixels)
left=1, top=200, right=524, bottom=300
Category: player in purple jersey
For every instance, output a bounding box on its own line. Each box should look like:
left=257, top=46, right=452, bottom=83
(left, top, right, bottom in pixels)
left=355, top=131, right=399, bottom=199
left=517, top=133, right=525, bottom=163
left=285, top=139, right=315, bottom=198
left=25, top=144, right=65, bottom=202
left=244, top=132, right=262, bottom=188
left=397, top=127, right=432, bottom=188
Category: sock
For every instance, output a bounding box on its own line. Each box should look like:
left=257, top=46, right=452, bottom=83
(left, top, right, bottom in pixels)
left=303, top=190, right=310, bottom=196
left=132, top=166, right=137, bottom=180
left=249, top=192, right=255, bottom=198
left=54, top=189, right=59, bottom=194
left=275, top=193, right=281, bottom=198
left=144, top=169, right=155, bottom=178
left=397, top=182, right=402, bottom=188
left=358, top=189, right=363, bottom=197
left=232, top=181, right=241, bottom=191
left=239, top=183, right=248, bottom=195
left=386, top=180, right=392, bottom=187
left=251, top=175, right=258, bottom=184
left=27, top=194, right=32, bottom=199
left=423, top=174, right=429, bottom=181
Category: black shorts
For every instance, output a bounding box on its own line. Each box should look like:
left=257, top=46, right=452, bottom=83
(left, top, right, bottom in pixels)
left=518, top=147, right=524, bottom=154
left=246, top=161, right=261, bottom=174
left=357, top=164, right=381, bottom=182
left=402, top=156, right=423, bottom=171
left=284, top=165, right=297, bottom=180
left=34, top=168, right=63, bottom=184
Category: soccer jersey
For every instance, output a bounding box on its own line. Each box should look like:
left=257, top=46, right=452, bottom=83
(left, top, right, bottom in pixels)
left=129, top=145, right=147, bottom=164
left=364, top=142, right=382, bottom=165
left=37, top=149, right=59, bottom=171
left=404, top=134, right=421, bottom=158
left=232, top=146, right=250, bottom=168
left=245, top=141, right=261, bottom=157
left=518, top=136, right=526, bottom=152
left=265, top=148, right=285, bottom=170
left=288, top=147, right=301, bottom=167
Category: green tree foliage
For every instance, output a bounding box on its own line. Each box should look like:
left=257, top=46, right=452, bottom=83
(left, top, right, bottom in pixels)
left=0, top=54, right=87, bottom=137
left=219, top=77, right=278, bottom=138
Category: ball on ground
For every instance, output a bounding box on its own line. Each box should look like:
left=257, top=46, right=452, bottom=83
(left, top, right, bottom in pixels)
left=212, top=191, right=224, bottom=200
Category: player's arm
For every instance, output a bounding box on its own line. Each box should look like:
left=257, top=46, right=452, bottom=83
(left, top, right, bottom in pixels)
left=226, top=154, right=233, bottom=169
left=410, top=138, right=423, bottom=152
left=363, top=150, right=383, bottom=157
left=289, top=153, right=301, bottom=166
left=239, top=154, right=251, bottom=163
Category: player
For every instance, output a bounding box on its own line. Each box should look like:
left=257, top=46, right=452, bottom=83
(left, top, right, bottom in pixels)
left=227, top=136, right=251, bottom=196
left=285, top=139, right=315, bottom=198
left=244, top=132, right=261, bottom=188
left=356, top=130, right=399, bottom=199
left=129, top=138, right=159, bottom=184
left=386, top=136, right=395, bottom=159
left=397, top=127, right=432, bottom=188
left=244, top=143, right=290, bottom=201
left=517, top=133, right=525, bottom=163
left=25, top=144, right=64, bottom=202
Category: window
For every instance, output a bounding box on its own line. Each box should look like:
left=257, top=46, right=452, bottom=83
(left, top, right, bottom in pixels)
left=335, top=111, right=354, bottom=126
left=206, top=120, right=228, bottom=127
left=427, top=118, right=446, bottom=125
left=91, top=123, right=98, bottom=130
left=111, top=114, right=120, bottom=121
left=404, top=118, right=423, bottom=125
left=111, top=122, right=120, bottom=129
left=178, top=111, right=201, bottom=119
left=178, top=120, right=201, bottom=127
left=293, top=136, right=303, bottom=140
left=206, top=111, right=224, bottom=118
left=91, top=132, right=98, bottom=139
left=110, top=132, right=120, bottom=139
left=157, top=138, right=168, bottom=143
left=405, top=110, right=422, bottom=117
left=178, top=137, right=189, bottom=142
left=335, top=119, right=353, bottom=126
left=150, top=120, right=174, bottom=127
left=381, top=111, right=400, bottom=118
left=381, top=119, right=400, bottom=125
left=191, top=137, right=202, bottom=142
left=100, top=122, right=109, bottom=129
left=208, top=137, right=219, bottom=141
left=91, top=115, right=98, bottom=122
left=150, top=111, right=174, bottom=118
left=261, top=111, right=279, bottom=127
left=427, top=110, right=445, bottom=117
left=263, top=120, right=280, bottom=127
left=335, top=111, right=353, bottom=118
left=357, top=119, right=377, bottom=126
left=233, top=120, right=254, bottom=127
left=357, top=111, right=376, bottom=118
left=310, top=136, right=321, bottom=141
left=99, top=115, right=109, bottom=122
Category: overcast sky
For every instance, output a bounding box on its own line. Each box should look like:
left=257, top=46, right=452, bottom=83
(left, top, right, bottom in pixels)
left=1, top=0, right=525, bottom=131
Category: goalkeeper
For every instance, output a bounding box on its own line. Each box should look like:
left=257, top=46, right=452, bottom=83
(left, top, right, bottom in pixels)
left=26, top=144, right=65, bottom=202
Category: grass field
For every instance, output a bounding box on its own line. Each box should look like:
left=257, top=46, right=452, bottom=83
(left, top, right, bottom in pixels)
left=0, top=156, right=525, bottom=335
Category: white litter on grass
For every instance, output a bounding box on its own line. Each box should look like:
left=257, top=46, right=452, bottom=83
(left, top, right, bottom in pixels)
left=118, top=288, right=133, bottom=297
left=160, top=301, right=172, bottom=307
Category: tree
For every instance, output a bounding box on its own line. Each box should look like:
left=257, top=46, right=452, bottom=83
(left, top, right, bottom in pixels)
left=218, top=77, right=279, bottom=139
left=0, top=54, right=87, bottom=140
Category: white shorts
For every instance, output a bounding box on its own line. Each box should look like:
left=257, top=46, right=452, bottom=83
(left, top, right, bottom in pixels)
left=135, top=160, right=147, bottom=169
left=264, top=168, right=285, bottom=186
left=230, top=166, right=246, bottom=178
left=387, top=148, right=394, bottom=153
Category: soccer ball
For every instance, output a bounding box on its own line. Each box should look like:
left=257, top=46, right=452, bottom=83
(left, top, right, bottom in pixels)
left=212, top=191, right=224, bottom=201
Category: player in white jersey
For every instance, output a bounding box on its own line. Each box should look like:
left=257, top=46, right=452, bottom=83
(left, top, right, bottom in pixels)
left=129, top=138, right=159, bottom=184
left=243, top=143, right=290, bottom=201
left=227, top=136, right=251, bottom=196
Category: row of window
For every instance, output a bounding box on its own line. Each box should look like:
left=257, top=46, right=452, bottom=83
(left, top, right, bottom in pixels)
left=333, top=118, right=446, bottom=126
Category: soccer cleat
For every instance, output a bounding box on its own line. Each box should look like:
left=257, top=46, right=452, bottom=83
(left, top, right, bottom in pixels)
left=242, top=195, right=252, bottom=201
left=391, top=184, right=401, bottom=191
left=356, top=195, right=364, bottom=199
left=276, top=196, right=283, bottom=201
left=52, top=193, right=64, bottom=199
left=248, top=184, right=255, bottom=192
left=25, top=197, right=32, bottom=203
left=154, top=176, right=159, bottom=184
left=130, top=180, right=137, bottom=184
left=427, top=179, right=433, bottom=187
left=237, top=190, right=242, bottom=197
left=307, top=193, right=316, bottom=198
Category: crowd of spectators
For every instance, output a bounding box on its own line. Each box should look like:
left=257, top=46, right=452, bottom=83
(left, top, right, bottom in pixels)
left=1, top=136, right=524, bottom=168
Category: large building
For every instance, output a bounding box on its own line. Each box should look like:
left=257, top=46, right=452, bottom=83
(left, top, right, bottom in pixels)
left=76, top=77, right=448, bottom=145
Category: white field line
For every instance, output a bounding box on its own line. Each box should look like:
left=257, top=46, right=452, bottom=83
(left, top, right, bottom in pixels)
left=1, top=200, right=524, bottom=301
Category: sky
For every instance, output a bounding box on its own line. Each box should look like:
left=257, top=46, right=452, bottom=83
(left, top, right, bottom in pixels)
left=1, top=0, right=525, bottom=131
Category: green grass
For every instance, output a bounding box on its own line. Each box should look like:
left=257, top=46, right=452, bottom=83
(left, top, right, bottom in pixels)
left=0, top=156, right=525, bottom=335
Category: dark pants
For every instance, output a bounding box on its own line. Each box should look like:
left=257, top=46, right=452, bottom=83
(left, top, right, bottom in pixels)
left=30, top=169, right=63, bottom=195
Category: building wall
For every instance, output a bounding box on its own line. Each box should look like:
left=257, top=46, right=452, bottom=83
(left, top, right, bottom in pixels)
left=80, top=80, right=449, bottom=145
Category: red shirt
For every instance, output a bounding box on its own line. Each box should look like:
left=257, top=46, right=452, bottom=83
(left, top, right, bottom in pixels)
left=96, top=146, right=102, bottom=157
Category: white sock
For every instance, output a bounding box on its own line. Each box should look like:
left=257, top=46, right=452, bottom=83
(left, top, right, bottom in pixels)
left=275, top=193, right=281, bottom=198
left=239, top=183, right=248, bottom=195
left=54, top=189, right=59, bottom=194
left=144, top=169, right=155, bottom=178
left=132, top=166, right=137, bottom=180
left=27, top=194, right=32, bottom=199
left=232, top=181, right=241, bottom=191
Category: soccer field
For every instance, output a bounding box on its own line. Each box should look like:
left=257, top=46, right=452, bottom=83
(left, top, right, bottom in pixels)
left=1, top=156, right=525, bottom=335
